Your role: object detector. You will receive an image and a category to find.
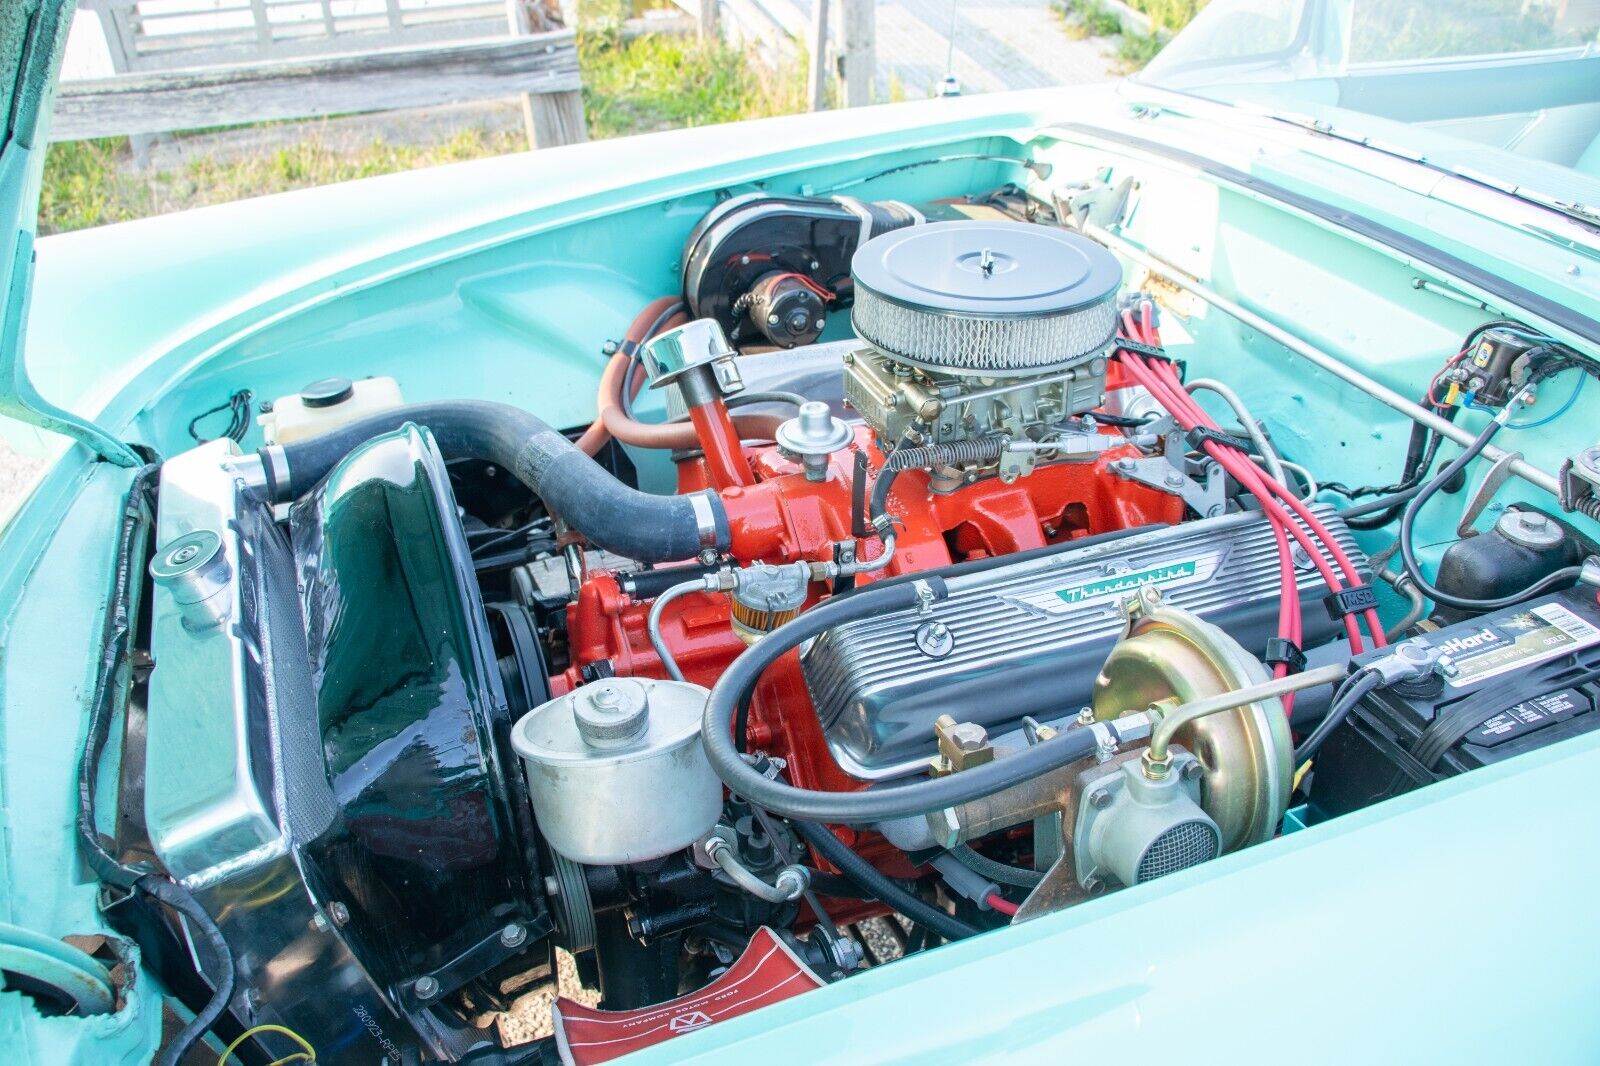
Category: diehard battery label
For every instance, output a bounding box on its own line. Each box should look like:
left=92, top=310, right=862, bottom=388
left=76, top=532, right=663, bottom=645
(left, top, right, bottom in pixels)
left=1441, top=601, right=1600, bottom=689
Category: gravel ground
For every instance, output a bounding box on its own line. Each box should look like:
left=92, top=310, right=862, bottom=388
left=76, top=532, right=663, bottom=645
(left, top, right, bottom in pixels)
left=0, top=435, right=45, bottom=521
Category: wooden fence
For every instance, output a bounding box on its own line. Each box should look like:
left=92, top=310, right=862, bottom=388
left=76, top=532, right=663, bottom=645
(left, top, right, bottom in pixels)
left=54, top=0, right=587, bottom=150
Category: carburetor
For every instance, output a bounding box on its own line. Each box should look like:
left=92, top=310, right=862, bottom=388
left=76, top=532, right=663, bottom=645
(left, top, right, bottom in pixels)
left=843, top=220, right=1123, bottom=481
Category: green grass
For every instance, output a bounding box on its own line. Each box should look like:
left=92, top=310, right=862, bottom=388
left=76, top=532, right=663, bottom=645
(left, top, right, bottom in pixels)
left=1056, top=0, right=1172, bottom=72
left=579, top=22, right=807, bottom=138
left=38, top=137, right=150, bottom=232
left=1115, top=27, right=1167, bottom=69
left=1056, top=0, right=1123, bottom=40
left=1124, top=0, right=1205, bottom=34
left=39, top=19, right=807, bottom=235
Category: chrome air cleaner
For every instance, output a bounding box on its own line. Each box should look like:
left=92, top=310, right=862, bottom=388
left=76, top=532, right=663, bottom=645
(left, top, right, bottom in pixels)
left=850, top=220, right=1122, bottom=377
left=843, top=220, right=1124, bottom=473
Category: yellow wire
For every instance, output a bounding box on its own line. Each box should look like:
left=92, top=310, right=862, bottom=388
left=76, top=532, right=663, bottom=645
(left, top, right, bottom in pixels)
left=1293, top=759, right=1312, bottom=793
left=218, top=1023, right=317, bottom=1065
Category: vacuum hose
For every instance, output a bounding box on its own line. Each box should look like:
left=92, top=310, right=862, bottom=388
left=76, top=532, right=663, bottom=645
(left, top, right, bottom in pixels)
left=703, top=576, right=1103, bottom=823
left=261, top=400, right=728, bottom=563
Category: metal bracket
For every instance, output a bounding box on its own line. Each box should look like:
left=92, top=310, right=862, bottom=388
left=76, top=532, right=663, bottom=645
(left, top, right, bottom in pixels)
left=1112, top=452, right=1227, bottom=518
left=1456, top=448, right=1523, bottom=537
left=394, top=910, right=552, bottom=1012
left=1054, top=176, right=1137, bottom=231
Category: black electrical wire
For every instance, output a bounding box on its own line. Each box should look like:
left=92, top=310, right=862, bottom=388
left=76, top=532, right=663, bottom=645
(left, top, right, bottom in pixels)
left=472, top=538, right=561, bottom=573
left=142, top=876, right=237, bottom=1066
left=790, top=820, right=980, bottom=942
left=1337, top=476, right=1430, bottom=522
left=1326, top=320, right=1580, bottom=528
left=1293, top=668, right=1382, bottom=765
left=1084, top=411, right=1154, bottom=429
left=1398, top=379, right=1588, bottom=613
left=1340, top=415, right=1456, bottom=530
left=186, top=388, right=253, bottom=444
left=77, top=468, right=238, bottom=1066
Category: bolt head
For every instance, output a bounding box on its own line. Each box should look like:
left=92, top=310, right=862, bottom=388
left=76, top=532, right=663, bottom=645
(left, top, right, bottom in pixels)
left=329, top=901, right=350, bottom=927
left=500, top=923, right=528, bottom=949
left=1083, top=875, right=1106, bottom=896
left=413, top=976, right=440, bottom=1001
left=1088, top=788, right=1112, bottom=810
left=1180, top=760, right=1204, bottom=781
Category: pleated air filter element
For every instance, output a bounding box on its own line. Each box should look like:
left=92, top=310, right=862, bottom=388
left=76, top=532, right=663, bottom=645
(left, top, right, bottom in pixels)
left=850, top=221, right=1123, bottom=377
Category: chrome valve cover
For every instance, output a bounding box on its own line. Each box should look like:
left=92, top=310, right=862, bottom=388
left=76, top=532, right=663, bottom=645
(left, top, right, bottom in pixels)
left=803, top=506, right=1367, bottom=779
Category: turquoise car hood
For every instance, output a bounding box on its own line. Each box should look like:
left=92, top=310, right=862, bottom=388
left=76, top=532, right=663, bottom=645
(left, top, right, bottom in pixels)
left=0, top=0, right=139, bottom=467
left=5, top=18, right=1600, bottom=1063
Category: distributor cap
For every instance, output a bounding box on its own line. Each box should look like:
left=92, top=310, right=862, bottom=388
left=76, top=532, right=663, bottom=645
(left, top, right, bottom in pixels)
left=850, top=220, right=1122, bottom=377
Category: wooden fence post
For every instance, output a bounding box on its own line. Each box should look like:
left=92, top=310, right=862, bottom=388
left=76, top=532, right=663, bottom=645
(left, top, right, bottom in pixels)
left=508, top=0, right=588, bottom=148
left=693, top=0, right=719, bottom=39
left=839, top=0, right=873, bottom=108
left=806, top=0, right=829, bottom=111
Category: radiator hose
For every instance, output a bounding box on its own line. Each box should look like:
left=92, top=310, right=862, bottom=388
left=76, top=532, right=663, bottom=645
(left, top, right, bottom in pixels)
left=258, top=401, right=728, bottom=563
left=702, top=576, right=1103, bottom=823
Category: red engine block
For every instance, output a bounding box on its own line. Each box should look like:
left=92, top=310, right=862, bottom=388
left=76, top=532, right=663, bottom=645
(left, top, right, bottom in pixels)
left=557, top=422, right=1183, bottom=800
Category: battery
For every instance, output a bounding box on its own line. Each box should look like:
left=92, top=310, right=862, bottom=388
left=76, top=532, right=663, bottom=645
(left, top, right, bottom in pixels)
left=1308, top=590, right=1600, bottom=821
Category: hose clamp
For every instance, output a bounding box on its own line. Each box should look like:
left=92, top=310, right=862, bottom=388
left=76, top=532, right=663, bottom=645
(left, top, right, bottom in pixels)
left=688, top=492, right=719, bottom=547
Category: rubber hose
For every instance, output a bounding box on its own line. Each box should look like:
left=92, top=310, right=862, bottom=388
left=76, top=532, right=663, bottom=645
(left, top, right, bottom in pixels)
left=703, top=579, right=1103, bottom=823
left=596, top=341, right=786, bottom=450
left=576, top=296, right=680, bottom=456
left=948, top=844, right=1045, bottom=889
left=791, top=821, right=979, bottom=941
left=269, top=400, right=728, bottom=563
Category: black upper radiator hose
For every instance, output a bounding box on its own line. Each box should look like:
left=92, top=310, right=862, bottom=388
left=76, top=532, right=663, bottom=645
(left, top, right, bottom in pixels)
left=257, top=401, right=729, bottom=563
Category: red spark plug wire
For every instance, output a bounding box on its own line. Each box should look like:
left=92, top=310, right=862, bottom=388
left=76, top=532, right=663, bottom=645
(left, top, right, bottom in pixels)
left=1112, top=306, right=1384, bottom=689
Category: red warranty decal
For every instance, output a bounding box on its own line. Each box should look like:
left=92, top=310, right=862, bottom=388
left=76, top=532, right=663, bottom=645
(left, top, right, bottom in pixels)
left=553, top=927, right=824, bottom=1064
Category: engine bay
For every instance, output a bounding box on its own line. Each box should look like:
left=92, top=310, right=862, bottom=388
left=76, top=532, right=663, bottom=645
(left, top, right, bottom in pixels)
left=100, top=179, right=1600, bottom=1064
